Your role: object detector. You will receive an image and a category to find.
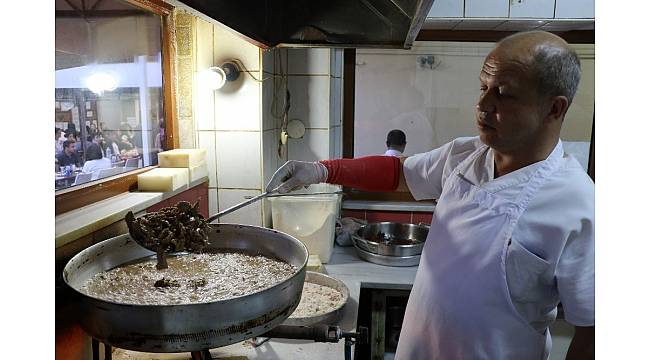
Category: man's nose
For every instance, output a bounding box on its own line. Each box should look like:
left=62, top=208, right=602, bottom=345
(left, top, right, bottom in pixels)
left=476, top=90, right=495, bottom=113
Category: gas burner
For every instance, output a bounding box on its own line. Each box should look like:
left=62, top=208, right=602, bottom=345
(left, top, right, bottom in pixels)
left=92, top=324, right=368, bottom=360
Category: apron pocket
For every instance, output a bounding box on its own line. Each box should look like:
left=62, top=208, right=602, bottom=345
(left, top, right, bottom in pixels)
left=506, top=239, right=550, bottom=303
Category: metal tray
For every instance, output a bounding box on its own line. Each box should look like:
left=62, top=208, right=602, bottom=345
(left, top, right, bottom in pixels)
left=353, top=243, right=421, bottom=267
left=283, top=271, right=349, bottom=326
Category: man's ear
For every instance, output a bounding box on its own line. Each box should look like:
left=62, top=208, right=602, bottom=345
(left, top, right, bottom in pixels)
left=545, top=95, right=570, bottom=123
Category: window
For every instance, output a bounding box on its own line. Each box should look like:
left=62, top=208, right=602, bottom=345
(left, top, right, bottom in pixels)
left=50, top=0, right=178, bottom=214
left=55, top=0, right=167, bottom=191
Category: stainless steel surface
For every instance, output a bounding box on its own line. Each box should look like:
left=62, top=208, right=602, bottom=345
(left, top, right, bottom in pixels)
left=63, top=223, right=308, bottom=353
left=171, top=0, right=435, bottom=49
left=352, top=222, right=429, bottom=256
left=283, top=271, right=349, bottom=327
left=353, top=243, right=421, bottom=267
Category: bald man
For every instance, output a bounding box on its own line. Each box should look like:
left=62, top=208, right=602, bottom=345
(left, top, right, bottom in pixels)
left=266, top=31, right=594, bottom=359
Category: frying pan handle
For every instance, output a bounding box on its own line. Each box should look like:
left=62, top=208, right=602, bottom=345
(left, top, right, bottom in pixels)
left=262, top=324, right=342, bottom=342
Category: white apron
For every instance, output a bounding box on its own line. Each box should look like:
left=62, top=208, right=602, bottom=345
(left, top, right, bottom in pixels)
left=395, top=144, right=562, bottom=360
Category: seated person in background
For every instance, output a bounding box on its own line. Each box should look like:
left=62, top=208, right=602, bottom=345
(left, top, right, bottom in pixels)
left=119, top=134, right=134, bottom=151
left=384, top=129, right=407, bottom=157
left=56, top=140, right=80, bottom=168
left=82, top=142, right=111, bottom=173
left=88, top=133, right=105, bottom=157
left=55, top=128, right=65, bottom=156
left=104, top=131, right=121, bottom=159
left=119, top=134, right=139, bottom=160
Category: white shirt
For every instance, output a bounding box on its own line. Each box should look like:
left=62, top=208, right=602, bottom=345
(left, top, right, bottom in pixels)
left=82, top=157, right=112, bottom=174
left=384, top=149, right=403, bottom=157
left=403, top=136, right=595, bottom=330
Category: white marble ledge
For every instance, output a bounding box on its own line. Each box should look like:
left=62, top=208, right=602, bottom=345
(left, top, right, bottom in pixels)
left=343, top=200, right=435, bottom=212
left=55, top=177, right=209, bottom=248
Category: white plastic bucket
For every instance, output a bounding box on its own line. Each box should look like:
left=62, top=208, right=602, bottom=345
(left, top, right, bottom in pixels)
left=269, top=184, right=341, bottom=263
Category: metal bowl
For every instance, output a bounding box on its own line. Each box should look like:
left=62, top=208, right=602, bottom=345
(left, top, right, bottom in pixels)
left=353, top=242, right=421, bottom=267
left=283, top=271, right=349, bottom=326
left=63, top=223, right=308, bottom=353
left=352, top=222, right=429, bottom=257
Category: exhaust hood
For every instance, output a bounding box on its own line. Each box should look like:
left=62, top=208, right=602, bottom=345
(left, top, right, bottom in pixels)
left=173, top=0, right=435, bottom=49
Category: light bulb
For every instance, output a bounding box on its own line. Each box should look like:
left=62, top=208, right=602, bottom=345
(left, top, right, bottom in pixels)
left=204, top=67, right=227, bottom=90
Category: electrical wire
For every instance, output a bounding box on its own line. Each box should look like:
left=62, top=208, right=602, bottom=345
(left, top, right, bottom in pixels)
left=229, top=58, right=283, bottom=83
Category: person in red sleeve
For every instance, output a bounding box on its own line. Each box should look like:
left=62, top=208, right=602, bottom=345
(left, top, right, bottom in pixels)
left=266, top=30, right=594, bottom=359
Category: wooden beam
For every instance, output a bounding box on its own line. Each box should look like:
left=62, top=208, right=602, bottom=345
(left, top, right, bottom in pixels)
left=55, top=167, right=151, bottom=215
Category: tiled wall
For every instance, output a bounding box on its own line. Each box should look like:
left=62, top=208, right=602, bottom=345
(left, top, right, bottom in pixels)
left=175, top=11, right=266, bottom=226
left=285, top=48, right=344, bottom=162
left=174, top=11, right=342, bottom=227
left=261, top=48, right=344, bottom=225
left=342, top=209, right=433, bottom=225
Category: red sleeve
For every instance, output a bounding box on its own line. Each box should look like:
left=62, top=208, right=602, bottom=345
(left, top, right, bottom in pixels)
left=320, top=156, right=400, bottom=192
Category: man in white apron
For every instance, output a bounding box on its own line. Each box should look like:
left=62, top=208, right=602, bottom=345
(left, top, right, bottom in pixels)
left=266, top=31, right=594, bottom=359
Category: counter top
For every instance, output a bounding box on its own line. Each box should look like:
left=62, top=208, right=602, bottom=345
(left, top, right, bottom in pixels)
left=55, top=177, right=208, bottom=248
left=343, top=200, right=435, bottom=212
left=113, top=245, right=418, bottom=360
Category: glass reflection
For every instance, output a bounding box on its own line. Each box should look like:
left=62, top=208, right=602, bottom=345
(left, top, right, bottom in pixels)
left=55, top=0, right=165, bottom=190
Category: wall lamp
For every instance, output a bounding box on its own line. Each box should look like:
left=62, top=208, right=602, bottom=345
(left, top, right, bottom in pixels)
left=205, top=61, right=241, bottom=90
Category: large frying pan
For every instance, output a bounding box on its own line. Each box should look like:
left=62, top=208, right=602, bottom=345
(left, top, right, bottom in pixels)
left=63, top=223, right=308, bottom=353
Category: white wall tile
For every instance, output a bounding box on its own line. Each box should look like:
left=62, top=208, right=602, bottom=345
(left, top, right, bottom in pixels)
left=218, top=189, right=262, bottom=226
left=214, top=74, right=261, bottom=131
left=262, top=197, right=272, bottom=228
left=287, top=48, right=330, bottom=75
left=510, top=0, right=554, bottom=19
left=262, top=78, right=284, bottom=131
left=287, top=75, right=330, bottom=129
left=464, top=0, right=509, bottom=17
left=262, top=48, right=274, bottom=74
left=427, top=0, right=463, bottom=17
left=208, top=188, right=218, bottom=217
left=329, top=48, right=343, bottom=78
left=329, top=76, right=342, bottom=126
left=555, top=0, right=595, bottom=18
left=213, top=24, right=260, bottom=72
left=197, top=131, right=217, bottom=187
left=215, top=131, right=261, bottom=189
left=329, top=125, right=342, bottom=159
left=195, top=19, right=214, bottom=70
left=288, top=129, right=329, bottom=162
left=262, top=129, right=280, bottom=187
left=195, top=79, right=216, bottom=130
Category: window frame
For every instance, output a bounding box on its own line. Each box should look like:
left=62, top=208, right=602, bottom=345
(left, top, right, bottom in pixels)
left=55, top=0, right=178, bottom=215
